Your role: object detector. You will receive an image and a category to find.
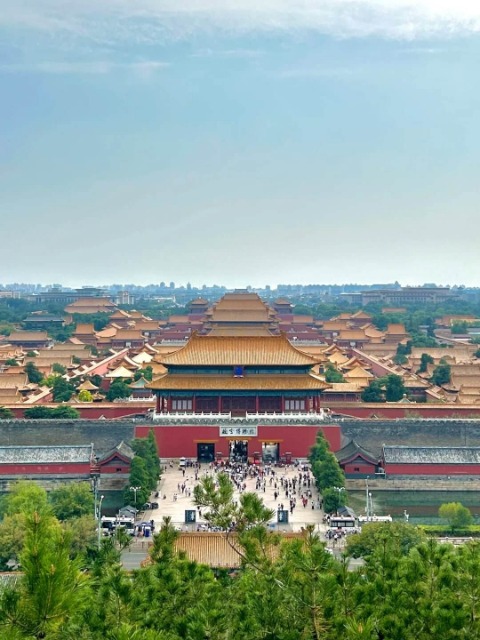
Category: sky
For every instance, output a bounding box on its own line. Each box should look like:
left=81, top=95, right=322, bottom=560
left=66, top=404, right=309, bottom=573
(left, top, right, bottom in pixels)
left=1, top=1, right=480, bottom=289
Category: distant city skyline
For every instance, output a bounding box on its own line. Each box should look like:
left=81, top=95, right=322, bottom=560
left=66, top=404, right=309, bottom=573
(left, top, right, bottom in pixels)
left=0, top=280, right=475, bottom=291
left=2, top=2, right=480, bottom=287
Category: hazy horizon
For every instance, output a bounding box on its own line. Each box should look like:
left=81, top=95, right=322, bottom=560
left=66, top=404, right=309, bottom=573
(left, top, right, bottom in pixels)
left=2, top=1, right=480, bottom=287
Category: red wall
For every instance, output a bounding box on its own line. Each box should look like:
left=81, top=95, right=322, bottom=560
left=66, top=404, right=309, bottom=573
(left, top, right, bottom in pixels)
left=7, top=401, right=480, bottom=421
left=135, top=424, right=342, bottom=459
left=6, top=403, right=153, bottom=420
left=344, top=462, right=376, bottom=475
left=326, top=403, right=480, bottom=419
left=0, top=463, right=92, bottom=475
left=100, top=464, right=130, bottom=474
left=385, top=463, right=480, bottom=476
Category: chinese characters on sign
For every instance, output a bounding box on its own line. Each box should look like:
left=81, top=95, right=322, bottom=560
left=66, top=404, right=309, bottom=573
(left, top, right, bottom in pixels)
left=219, top=426, right=258, bottom=437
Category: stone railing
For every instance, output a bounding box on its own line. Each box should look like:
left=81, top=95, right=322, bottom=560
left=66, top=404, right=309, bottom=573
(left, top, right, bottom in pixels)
left=149, top=411, right=327, bottom=425
left=150, top=412, right=232, bottom=424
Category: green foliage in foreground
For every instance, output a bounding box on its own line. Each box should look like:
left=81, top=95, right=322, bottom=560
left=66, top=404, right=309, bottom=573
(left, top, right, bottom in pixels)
left=7, top=479, right=480, bottom=639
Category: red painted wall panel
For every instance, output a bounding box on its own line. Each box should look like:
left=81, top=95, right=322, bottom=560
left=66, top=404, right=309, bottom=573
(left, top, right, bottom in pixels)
left=135, top=424, right=342, bottom=459
left=99, top=465, right=130, bottom=474
left=0, top=463, right=91, bottom=475
left=344, top=462, right=376, bottom=474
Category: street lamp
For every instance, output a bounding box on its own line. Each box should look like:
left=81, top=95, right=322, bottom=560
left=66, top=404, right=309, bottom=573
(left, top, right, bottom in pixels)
left=330, top=486, right=346, bottom=517
left=365, top=477, right=370, bottom=521
left=130, top=486, right=141, bottom=508
left=97, top=494, right=104, bottom=549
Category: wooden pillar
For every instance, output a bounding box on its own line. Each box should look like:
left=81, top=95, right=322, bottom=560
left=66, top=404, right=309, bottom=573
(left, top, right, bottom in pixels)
left=192, top=395, right=196, bottom=413
left=156, top=394, right=161, bottom=413
left=218, top=396, right=222, bottom=414
left=281, top=395, right=285, bottom=413
left=167, top=395, right=172, bottom=412
left=255, top=395, right=259, bottom=413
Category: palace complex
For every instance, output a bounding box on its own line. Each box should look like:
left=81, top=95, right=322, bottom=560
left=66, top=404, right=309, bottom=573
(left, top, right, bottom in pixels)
left=145, top=331, right=336, bottom=462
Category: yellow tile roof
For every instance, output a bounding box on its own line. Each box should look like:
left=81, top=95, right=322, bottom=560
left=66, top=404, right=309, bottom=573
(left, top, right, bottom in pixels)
left=147, top=373, right=329, bottom=391
left=386, top=323, right=407, bottom=335
left=9, top=331, right=49, bottom=341
left=337, top=330, right=368, bottom=340
left=173, top=531, right=303, bottom=568
left=0, top=374, right=27, bottom=389
left=157, top=334, right=319, bottom=367
left=344, top=366, right=374, bottom=379
left=208, top=326, right=273, bottom=337
left=209, top=310, right=271, bottom=322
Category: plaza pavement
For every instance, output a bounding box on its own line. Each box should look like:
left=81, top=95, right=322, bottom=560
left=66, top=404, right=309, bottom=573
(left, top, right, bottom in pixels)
left=140, top=462, right=329, bottom=534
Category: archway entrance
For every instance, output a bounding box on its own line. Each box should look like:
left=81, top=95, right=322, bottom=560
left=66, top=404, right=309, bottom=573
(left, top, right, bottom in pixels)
left=262, top=442, right=279, bottom=463
left=197, top=443, right=215, bottom=463
left=229, top=440, right=248, bottom=463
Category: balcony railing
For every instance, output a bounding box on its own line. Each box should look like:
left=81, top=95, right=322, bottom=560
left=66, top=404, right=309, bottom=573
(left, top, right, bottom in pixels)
left=149, top=410, right=327, bottom=424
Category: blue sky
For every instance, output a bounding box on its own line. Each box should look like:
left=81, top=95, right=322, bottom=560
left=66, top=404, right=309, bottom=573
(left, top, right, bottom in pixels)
left=1, top=1, right=480, bottom=288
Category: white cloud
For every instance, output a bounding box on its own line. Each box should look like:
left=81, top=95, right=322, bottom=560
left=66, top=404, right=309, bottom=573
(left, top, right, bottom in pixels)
left=0, top=60, right=169, bottom=74
left=2, top=0, right=480, bottom=41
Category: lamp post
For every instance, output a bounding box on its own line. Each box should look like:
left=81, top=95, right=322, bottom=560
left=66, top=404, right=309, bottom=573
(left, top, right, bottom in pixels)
left=130, top=486, right=141, bottom=508
left=97, top=494, right=104, bottom=549
left=366, top=477, right=370, bottom=521
left=333, top=486, right=346, bottom=513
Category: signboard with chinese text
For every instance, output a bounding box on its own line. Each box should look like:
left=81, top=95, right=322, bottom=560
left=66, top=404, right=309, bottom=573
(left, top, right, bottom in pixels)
left=219, top=426, right=257, bottom=437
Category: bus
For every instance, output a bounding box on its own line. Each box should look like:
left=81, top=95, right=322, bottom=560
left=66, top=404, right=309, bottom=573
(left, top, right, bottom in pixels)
left=100, top=516, right=136, bottom=536
left=327, top=516, right=360, bottom=536
left=115, top=517, right=135, bottom=535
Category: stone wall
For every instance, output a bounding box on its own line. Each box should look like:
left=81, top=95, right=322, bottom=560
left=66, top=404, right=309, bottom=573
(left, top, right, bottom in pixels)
left=339, top=419, right=480, bottom=456
left=0, top=420, right=137, bottom=455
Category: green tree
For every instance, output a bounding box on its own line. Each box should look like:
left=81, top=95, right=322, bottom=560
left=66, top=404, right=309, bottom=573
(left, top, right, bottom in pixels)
left=394, top=341, right=412, bottom=365
left=133, top=366, right=153, bottom=382
left=78, top=389, right=93, bottom=402
left=0, top=511, right=90, bottom=638
left=24, top=406, right=80, bottom=419
left=324, top=363, right=345, bottom=383
left=4, top=358, right=17, bottom=366
left=0, top=482, right=52, bottom=572
left=52, top=376, right=75, bottom=402
left=52, top=405, right=80, bottom=419
left=25, top=361, right=43, bottom=384
left=24, top=405, right=54, bottom=419
left=89, top=374, right=102, bottom=388
left=322, top=486, right=347, bottom=514
left=107, top=380, right=132, bottom=402
left=347, top=521, right=426, bottom=559
left=452, top=321, right=469, bottom=334
left=125, top=457, right=150, bottom=507
left=417, top=352, right=434, bottom=373
left=384, top=374, right=407, bottom=402
left=0, top=407, right=13, bottom=419
left=431, top=361, right=451, bottom=386
left=2, top=480, right=51, bottom=518
left=130, top=430, right=160, bottom=492
left=439, top=502, right=473, bottom=533
left=309, top=431, right=346, bottom=493
left=361, top=380, right=385, bottom=402
left=52, top=362, right=67, bottom=375
left=49, top=483, right=95, bottom=521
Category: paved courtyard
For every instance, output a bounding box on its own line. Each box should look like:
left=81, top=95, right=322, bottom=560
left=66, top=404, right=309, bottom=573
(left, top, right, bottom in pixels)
left=141, top=462, right=328, bottom=534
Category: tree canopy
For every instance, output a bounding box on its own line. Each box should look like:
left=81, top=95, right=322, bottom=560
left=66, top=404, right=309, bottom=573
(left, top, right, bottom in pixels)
left=2, top=482, right=480, bottom=639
